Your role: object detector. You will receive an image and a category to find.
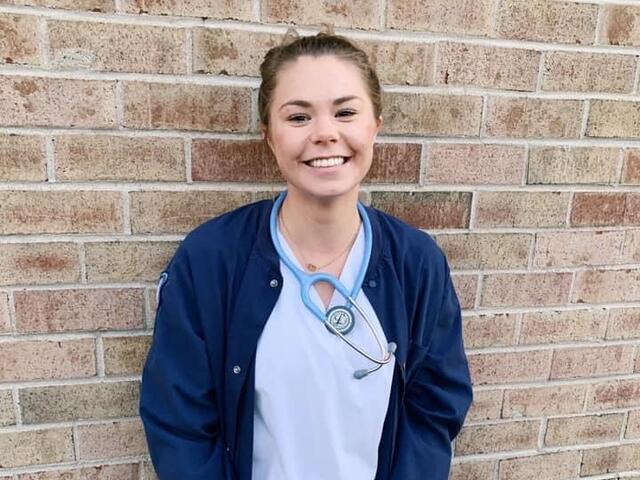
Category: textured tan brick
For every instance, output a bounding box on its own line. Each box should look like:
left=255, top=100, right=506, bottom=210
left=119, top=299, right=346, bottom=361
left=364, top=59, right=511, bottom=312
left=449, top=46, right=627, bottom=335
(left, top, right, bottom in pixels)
left=0, top=339, right=95, bottom=382
left=455, top=420, right=539, bottom=455
left=8, top=0, right=113, bottom=11
left=466, top=389, right=502, bottom=422
left=528, top=146, right=620, bottom=185
left=551, top=345, right=636, bottom=379
left=436, top=233, right=531, bottom=269
left=103, top=335, right=152, bottom=375
left=20, top=381, right=139, bottom=424
left=622, top=230, right=640, bottom=263
left=543, top=52, right=636, bottom=94
left=589, top=379, right=640, bottom=410
left=426, top=144, right=524, bottom=185
left=263, top=0, right=380, bottom=30
left=570, top=192, right=625, bottom=227
left=16, top=464, right=139, bottom=480
left=451, top=274, right=477, bottom=310
left=468, top=350, right=551, bottom=385
left=485, top=98, right=583, bottom=138
left=370, top=191, right=471, bottom=229
left=496, top=0, right=597, bottom=44
left=502, top=385, right=587, bottom=418
left=463, top=314, right=517, bottom=349
left=607, top=308, right=640, bottom=340
left=0, top=76, right=116, bottom=128
left=623, top=150, right=640, bottom=184
left=626, top=193, right=640, bottom=225
left=48, top=21, right=185, bottom=74
left=574, top=269, right=640, bottom=304
left=437, top=43, right=539, bottom=91
left=122, top=0, right=250, bottom=18
left=130, top=191, right=252, bottom=234
left=0, top=293, right=8, bottom=334
left=545, top=414, right=624, bottom=447
left=627, top=410, right=640, bottom=439
left=498, top=452, right=581, bottom=480
left=0, top=390, right=14, bottom=426
left=78, top=419, right=147, bottom=460
left=144, top=462, right=158, bottom=480
left=123, top=82, right=251, bottom=132
left=0, top=191, right=122, bottom=234
left=581, top=444, right=640, bottom=475
left=382, top=93, right=482, bottom=136
left=0, top=429, right=74, bottom=468
left=361, top=40, right=434, bottom=86
left=387, top=0, right=493, bottom=35
left=602, top=6, right=640, bottom=47
left=15, top=288, right=145, bottom=333
left=0, top=14, right=39, bottom=66
left=450, top=461, right=494, bottom=480
left=533, top=230, right=625, bottom=268
left=520, top=309, right=607, bottom=345
left=588, top=100, right=640, bottom=138
left=475, top=191, right=569, bottom=227
left=482, top=273, right=572, bottom=308
left=0, top=134, right=46, bottom=181
left=0, top=243, right=80, bottom=286
left=366, top=143, right=422, bottom=183
left=55, top=135, right=185, bottom=181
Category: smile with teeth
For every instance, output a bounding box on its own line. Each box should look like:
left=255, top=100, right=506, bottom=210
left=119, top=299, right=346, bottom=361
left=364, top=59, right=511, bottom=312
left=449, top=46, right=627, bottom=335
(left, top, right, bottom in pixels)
left=305, top=156, right=348, bottom=168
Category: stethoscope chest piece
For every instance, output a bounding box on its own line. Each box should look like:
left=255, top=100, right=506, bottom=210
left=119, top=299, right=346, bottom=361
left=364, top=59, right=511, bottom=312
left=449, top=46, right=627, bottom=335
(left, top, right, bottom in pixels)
left=325, top=305, right=355, bottom=335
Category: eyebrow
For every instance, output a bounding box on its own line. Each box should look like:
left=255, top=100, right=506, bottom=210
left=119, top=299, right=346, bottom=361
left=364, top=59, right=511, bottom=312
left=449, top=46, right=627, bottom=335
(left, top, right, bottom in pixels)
left=278, top=95, right=361, bottom=110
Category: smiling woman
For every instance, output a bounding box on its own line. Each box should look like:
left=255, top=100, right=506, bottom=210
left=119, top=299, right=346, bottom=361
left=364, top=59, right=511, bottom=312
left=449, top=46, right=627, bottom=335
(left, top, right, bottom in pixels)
left=140, top=28, right=472, bottom=480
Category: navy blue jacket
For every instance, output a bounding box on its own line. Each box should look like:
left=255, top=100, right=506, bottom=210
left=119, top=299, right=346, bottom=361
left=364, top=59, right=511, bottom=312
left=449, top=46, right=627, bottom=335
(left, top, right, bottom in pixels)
left=140, top=198, right=472, bottom=480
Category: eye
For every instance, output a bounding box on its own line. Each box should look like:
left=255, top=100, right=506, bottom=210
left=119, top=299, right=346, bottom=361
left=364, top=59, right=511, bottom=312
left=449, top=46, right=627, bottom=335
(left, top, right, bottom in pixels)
left=287, top=114, right=309, bottom=123
left=336, top=109, right=357, bottom=118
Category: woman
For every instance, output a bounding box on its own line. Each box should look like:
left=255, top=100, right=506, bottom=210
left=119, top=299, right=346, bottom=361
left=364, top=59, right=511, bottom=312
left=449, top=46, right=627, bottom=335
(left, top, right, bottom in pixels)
left=140, top=30, right=472, bottom=480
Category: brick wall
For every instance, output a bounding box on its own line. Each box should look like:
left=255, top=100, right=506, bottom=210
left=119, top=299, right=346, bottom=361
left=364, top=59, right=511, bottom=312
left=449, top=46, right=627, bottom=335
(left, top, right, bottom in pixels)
left=0, top=0, right=639, bottom=479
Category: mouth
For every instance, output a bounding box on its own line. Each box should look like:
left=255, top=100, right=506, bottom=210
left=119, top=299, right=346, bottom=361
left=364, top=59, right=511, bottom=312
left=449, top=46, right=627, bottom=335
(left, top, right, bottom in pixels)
left=303, top=156, right=351, bottom=168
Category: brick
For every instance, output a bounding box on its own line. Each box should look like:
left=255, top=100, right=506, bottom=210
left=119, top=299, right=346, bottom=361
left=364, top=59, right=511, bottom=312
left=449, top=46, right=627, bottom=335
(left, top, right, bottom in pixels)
left=121, top=0, right=251, bottom=18
left=147, top=286, right=158, bottom=327
left=263, top=0, right=380, bottom=30
left=0, top=293, right=8, bottom=334
left=86, top=241, right=178, bottom=283
left=543, top=52, right=636, bottom=94
left=55, top=135, right=185, bottom=181
left=475, top=191, right=569, bottom=227
left=15, top=288, right=145, bottom=333
left=370, top=191, right=470, bottom=229
left=496, top=0, right=597, bottom=44
left=78, top=419, right=147, bottom=460
left=366, top=143, right=422, bottom=183
left=626, top=193, right=640, bottom=225
left=382, top=93, right=482, bottom=136
left=528, top=146, right=620, bottom=185
left=0, top=14, right=39, bottom=65
left=0, top=134, right=46, bottom=181
left=449, top=461, right=494, bottom=480
left=8, top=0, right=113, bottom=11
left=20, top=381, right=139, bottom=424
left=545, top=414, right=624, bottom=447
left=0, top=428, right=74, bottom=468
left=466, top=389, right=502, bottom=421
left=627, top=410, right=640, bottom=439
left=0, top=243, right=80, bottom=286
left=589, top=379, right=640, bottom=410
left=574, top=269, right=640, bottom=304
left=0, top=390, right=14, bottom=426
left=0, top=191, right=123, bottom=234
left=551, top=345, right=635, bottom=379
left=533, top=230, right=625, bottom=268
left=520, top=309, right=607, bottom=345
left=451, top=274, right=477, bottom=310
left=361, top=40, right=434, bottom=86
left=485, top=98, right=583, bottom=139
left=570, top=193, right=626, bottom=227
left=436, top=233, right=531, bottom=270
left=622, top=230, right=640, bottom=263
left=426, top=144, right=524, bottom=185
left=623, top=150, right=640, bottom=184
left=481, top=273, right=572, bottom=308
left=463, top=314, right=517, bottom=349
left=0, top=339, right=95, bottom=382
left=48, top=21, right=185, bottom=74
left=103, top=335, right=152, bottom=375
left=455, top=420, right=539, bottom=455
left=16, top=464, right=139, bottom=480
left=588, top=100, right=640, bottom=138
left=581, top=444, right=640, bottom=475
left=144, top=463, right=158, bottom=480
left=0, top=76, right=116, bottom=128
left=436, top=43, right=539, bottom=91
left=129, top=191, right=252, bottom=234
left=502, top=385, right=587, bottom=418
left=498, top=452, right=581, bottom=480
left=607, top=308, right=640, bottom=340
left=602, top=6, right=640, bottom=47
left=387, top=0, right=493, bottom=36
left=123, top=82, right=251, bottom=132
left=468, top=350, right=551, bottom=385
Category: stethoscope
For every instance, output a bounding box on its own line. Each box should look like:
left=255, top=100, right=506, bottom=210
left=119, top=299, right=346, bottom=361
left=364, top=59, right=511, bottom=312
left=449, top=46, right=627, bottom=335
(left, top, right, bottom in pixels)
left=269, top=191, right=396, bottom=379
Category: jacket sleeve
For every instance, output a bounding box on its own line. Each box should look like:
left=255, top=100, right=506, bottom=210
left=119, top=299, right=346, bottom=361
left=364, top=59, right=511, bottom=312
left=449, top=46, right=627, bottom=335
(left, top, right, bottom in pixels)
left=139, top=244, right=227, bottom=479
left=391, top=257, right=473, bottom=479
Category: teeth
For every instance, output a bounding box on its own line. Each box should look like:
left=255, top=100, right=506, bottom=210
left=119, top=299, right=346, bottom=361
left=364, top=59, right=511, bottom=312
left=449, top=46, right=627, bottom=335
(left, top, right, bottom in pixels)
left=307, top=157, right=346, bottom=168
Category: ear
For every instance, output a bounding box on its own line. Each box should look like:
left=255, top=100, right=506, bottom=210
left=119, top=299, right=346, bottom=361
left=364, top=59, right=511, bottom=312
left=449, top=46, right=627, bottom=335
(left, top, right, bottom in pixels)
left=374, top=115, right=383, bottom=136
left=260, top=123, right=273, bottom=151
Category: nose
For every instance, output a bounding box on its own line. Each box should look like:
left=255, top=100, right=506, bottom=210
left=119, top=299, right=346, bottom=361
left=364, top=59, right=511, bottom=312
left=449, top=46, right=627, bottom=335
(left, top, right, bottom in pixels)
left=310, top=115, right=339, bottom=144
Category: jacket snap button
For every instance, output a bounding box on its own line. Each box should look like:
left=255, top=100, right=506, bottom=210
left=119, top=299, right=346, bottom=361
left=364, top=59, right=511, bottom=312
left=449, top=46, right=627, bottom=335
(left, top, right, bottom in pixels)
left=368, top=280, right=377, bottom=288
left=233, top=365, right=241, bottom=374
left=269, top=279, right=279, bottom=288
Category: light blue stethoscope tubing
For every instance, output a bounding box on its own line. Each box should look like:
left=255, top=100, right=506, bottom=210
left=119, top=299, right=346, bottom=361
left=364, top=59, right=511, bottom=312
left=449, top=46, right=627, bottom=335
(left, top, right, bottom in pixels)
left=269, top=191, right=396, bottom=379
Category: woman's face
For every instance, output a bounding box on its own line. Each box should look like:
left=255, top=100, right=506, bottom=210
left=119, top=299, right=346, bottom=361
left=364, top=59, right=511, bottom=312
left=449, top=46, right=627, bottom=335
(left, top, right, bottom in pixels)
left=262, top=54, right=382, bottom=202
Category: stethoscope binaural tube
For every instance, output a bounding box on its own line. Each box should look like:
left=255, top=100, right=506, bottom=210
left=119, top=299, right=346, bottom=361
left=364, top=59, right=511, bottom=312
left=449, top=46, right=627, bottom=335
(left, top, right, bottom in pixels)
left=269, top=191, right=396, bottom=379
